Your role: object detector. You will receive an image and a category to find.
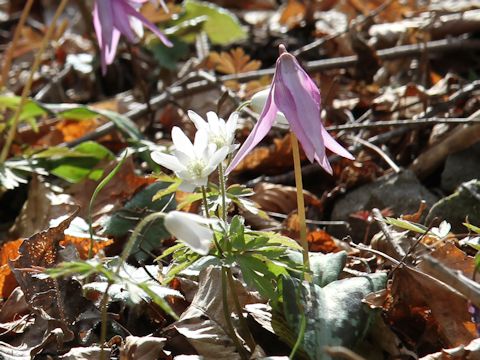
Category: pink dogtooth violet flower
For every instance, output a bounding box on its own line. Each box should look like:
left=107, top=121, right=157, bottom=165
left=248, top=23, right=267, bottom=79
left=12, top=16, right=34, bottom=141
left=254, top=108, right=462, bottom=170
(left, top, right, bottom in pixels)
left=226, top=45, right=354, bottom=175
left=93, top=0, right=172, bottom=74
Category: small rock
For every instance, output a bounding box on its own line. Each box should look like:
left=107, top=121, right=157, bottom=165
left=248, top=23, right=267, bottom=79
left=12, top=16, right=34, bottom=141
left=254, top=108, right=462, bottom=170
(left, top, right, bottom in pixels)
left=426, top=180, right=480, bottom=233
left=441, top=142, right=480, bottom=193
left=329, top=169, right=438, bottom=241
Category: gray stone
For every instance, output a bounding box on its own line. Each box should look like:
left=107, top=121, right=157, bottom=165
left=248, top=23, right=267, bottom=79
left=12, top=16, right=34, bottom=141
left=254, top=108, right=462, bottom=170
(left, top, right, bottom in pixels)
left=426, top=180, right=480, bottom=233
left=441, top=141, right=480, bottom=193
left=329, top=169, right=438, bottom=241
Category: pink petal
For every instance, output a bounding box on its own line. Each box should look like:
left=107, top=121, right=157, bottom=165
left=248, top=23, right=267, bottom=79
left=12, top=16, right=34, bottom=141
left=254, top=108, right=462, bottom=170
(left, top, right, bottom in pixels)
left=226, top=84, right=279, bottom=175
left=93, top=1, right=120, bottom=74
left=321, top=127, right=354, bottom=160
left=114, top=0, right=139, bottom=43
left=315, top=153, right=333, bottom=175
left=275, top=53, right=325, bottom=163
left=122, top=1, right=173, bottom=47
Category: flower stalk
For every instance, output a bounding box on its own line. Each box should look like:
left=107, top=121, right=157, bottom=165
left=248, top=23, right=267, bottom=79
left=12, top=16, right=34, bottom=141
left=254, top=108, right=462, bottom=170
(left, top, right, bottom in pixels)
left=291, top=132, right=311, bottom=281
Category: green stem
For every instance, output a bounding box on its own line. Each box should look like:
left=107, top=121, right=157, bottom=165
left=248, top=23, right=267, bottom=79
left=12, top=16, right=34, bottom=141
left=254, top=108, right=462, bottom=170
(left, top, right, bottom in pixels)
left=290, top=132, right=311, bottom=282
left=201, top=185, right=223, bottom=256
left=0, top=0, right=70, bottom=163
left=218, top=163, right=227, bottom=222
left=222, top=266, right=249, bottom=360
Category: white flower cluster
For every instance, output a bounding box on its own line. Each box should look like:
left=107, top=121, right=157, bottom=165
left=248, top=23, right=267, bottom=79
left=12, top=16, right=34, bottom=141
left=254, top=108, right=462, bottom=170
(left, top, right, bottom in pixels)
left=151, top=111, right=237, bottom=255
left=151, top=111, right=238, bottom=192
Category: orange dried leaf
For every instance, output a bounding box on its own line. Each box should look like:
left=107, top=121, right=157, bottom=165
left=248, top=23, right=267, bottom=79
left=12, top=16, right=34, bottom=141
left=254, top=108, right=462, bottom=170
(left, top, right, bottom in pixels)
left=279, top=0, right=306, bottom=29
left=61, top=235, right=113, bottom=260
left=0, top=239, right=24, bottom=298
left=209, top=48, right=261, bottom=75
left=307, top=230, right=339, bottom=253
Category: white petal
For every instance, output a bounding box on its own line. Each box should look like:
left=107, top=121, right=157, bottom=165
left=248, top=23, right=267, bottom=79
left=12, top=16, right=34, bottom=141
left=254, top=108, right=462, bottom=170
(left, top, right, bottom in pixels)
left=207, top=146, right=228, bottom=170
left=226, top=112, right=238, bottom=136
left=178, top=181, right=197, bottom=192
left=172, top=127, right=195, bottom=157
left=194, top=129, right=209, bottom=154
left=206, top=112, right=221, bottom=134
left=151, top=151, right=185, bottom=172
left=164, top=211, right=214, bottom=255
left=187, top=110, right=208, bottom=131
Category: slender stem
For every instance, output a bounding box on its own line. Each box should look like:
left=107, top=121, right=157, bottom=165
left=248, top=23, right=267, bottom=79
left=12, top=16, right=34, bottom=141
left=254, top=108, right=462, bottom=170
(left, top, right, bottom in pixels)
left=201, top=186, right=223, bottom=256
left=99, top=281, right=112, bottom=360
left=0, top=0, right=70, bottom=163
left=222, top=266, right=249, bottom=360
left=0, top=0, right=34, bottom=89
left=290, top=132, right=311, bottom=281
left=218, top=163, right=227, bottom=222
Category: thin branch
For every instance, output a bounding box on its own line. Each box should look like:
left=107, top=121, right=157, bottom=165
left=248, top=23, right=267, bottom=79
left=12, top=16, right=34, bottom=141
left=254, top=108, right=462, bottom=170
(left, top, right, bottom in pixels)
left=348, top=135, right=400, bottom=173
left=63, top=36, right=480, bottom=148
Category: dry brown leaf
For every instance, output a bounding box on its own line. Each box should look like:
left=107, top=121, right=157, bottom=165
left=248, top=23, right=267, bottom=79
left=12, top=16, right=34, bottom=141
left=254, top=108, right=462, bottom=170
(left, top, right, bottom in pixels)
left=0, top=239, right=23, bottom=299
left=208, top=48, right=261, bottom=75
left=279, top=0, right=306, bottom=29
left=232, top=133, right=302, bottom=174
left=384, top=265, right=477, bottom=353
left=9, top=177, right=76, bottom=240
left=68, top=157, right=156, bottom=223
left=140, top=1, right=181, bottom=23
left=120, top=336, right=168, bottom=360
left=251, top=182, right=321, bottom=215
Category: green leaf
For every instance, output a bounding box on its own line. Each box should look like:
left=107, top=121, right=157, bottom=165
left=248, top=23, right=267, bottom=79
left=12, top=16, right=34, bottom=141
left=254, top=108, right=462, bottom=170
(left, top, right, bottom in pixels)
left=250, top=231, right=303, bottom=251
left=384, top=217, right=427, bottom=233
left=282, top=273, right=387, bottom=360
left=229, top=215, right=245, bottom=250
left=41, top=141, right=114, bottom=183
left=175, top=0, right=247, bottom=45
left=103, top=182, right=176, bottom=262
left=237, top=254, right=277, bottom=300
left=464, top=222, right=480, bottom=234
left=148, top=36, right=189, bottom=70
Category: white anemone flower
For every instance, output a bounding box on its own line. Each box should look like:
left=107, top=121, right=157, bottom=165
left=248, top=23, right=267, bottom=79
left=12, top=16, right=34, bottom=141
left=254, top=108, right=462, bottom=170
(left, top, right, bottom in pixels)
left=164, top=211, right=216, bottom=255
left=151, top=127, right=228, bottom=192
left=187, top=110, right=238, bottom=154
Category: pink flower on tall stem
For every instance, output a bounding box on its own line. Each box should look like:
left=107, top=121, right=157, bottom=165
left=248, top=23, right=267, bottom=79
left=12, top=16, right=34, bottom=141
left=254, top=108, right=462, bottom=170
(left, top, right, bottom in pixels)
left=226, top=45, right=354, bottom=175
left=93, top=0, right=172, bottom=74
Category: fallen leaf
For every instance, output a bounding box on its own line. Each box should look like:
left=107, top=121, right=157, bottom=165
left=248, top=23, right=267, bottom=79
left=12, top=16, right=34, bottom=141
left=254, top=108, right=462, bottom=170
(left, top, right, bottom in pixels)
left=232, top=133, right=302, bottom=174
left=0, top=240, right=23, bottom=299
left=208, top=48, right=261, bottom=74
left=120, top=335, right=168, bottom=360
left=279, top=0, right=306, bottom=29
left=384, top=265, right=477, bottom=355
left=251, top=182, right=321, bottom=215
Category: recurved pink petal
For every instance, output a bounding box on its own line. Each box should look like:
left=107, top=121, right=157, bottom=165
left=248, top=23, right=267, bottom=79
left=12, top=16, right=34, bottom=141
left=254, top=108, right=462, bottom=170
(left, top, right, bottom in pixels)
left=321, top=126, right=354, bottom=160
left=113, top=0, right=139, bottom=43
left=122, top=1, right=173, bottom=47
left=226, top=84, right=279, bottom=174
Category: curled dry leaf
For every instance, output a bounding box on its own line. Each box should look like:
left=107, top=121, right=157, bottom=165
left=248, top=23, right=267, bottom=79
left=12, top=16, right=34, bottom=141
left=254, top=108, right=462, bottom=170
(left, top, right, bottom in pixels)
left=170, top=266, right=259, bottom=359
left=251, top=182, right=321, bottom=215
left=384, top=265, right=477, bottom=354
left=120, top=336, right=168, bottom=360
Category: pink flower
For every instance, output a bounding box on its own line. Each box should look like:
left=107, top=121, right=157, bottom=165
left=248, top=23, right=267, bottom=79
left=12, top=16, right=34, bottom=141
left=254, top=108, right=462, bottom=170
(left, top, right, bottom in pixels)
left=93, top=0, right=172, bottom=74
left=226, top=45, right=354, bottom=175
